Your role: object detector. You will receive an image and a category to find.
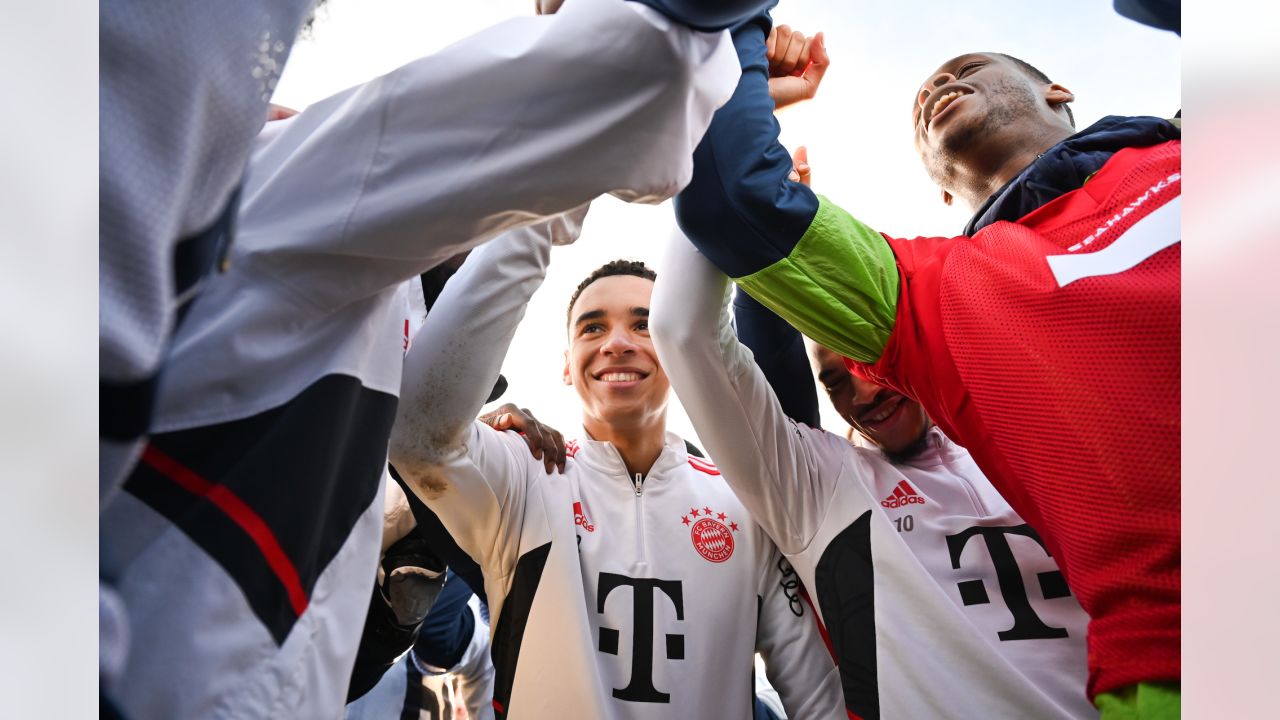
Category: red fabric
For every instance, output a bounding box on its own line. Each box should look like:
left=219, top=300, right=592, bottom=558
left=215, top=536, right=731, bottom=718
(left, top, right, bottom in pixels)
left=848, top=141, right=1181, bottom=698
left=140, top=444, right=311, bottom=617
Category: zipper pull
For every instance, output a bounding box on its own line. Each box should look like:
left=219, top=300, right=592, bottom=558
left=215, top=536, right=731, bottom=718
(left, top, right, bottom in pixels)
left=632, top=473, right=643, bottom=497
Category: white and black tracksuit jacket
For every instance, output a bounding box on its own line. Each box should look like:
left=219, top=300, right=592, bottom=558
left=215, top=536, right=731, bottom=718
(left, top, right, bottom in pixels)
left=99, top=3, right=741, bottom=717
left=394, top=222, right=844, bottom=719
left=652, top=234, right=1098, bottom=720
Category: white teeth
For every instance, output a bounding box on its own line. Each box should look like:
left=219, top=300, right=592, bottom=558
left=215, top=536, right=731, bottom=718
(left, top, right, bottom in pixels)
left=867, top=398, right=900, bottom=423
left=600, top=372, right=641, bottom=383
left=930, top=91, right=962, bottom=123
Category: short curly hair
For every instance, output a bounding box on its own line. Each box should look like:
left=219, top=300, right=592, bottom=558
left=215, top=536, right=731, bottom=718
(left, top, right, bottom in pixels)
left=566, top=259, right=657, bottom=327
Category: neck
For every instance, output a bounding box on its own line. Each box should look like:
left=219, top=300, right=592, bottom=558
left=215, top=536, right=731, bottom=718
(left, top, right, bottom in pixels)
left=956, top=125, right=1074, bottom=210
left=583, top=411, right=668, bottom=477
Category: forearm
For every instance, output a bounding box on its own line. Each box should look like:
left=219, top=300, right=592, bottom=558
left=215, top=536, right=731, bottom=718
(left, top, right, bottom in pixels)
left=389, top=214, right=573, bottom=475
left=732, top=290, right=821, bottom=428
left=674, top=17, right=900, bottom=363
left=652, top=232, right=835, bottom=552
left=242, top=0, right=738, bottom=307
left=674, top=14, right=818, bottom=280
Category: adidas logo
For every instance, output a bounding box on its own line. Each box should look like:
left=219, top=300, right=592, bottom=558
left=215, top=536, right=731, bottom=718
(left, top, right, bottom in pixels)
left=881, top=480, right=926, bottom=509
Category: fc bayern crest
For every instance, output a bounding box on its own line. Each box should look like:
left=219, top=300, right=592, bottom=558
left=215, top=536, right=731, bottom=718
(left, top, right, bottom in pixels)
left=682, top=506, right=740, bottom=563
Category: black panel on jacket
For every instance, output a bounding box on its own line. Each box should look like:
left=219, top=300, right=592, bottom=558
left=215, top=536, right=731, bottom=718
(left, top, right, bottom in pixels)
left=122, top=374, right=396, bottom=645
left=490, top=542, right=553, bottom=719
left=815, top=511, right=879, bottom=719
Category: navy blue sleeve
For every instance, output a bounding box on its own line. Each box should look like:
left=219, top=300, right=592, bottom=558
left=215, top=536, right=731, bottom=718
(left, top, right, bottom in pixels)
left=733, top=289, right=821, bottom=428
left=1113, top=0, right=1180, bottom=34
left=413, top=571, right=477, bottom=671
left=674, top=13, right=820, bottom=279
left=632, top=0, right=777, bottom=32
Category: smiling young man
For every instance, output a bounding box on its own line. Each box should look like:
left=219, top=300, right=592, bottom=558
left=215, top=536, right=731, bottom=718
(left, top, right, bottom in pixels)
left=387, top=216, right=842, bottom=719
left=655, top=233, right=1097, bottom=719
left=673, top=18, right=1180, bottom=719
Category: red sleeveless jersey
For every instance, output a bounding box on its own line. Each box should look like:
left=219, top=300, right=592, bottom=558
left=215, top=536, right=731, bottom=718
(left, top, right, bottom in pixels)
left=849, top=140, right=1180, bottom=698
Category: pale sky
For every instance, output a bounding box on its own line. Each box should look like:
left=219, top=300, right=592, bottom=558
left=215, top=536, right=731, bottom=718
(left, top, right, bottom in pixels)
left=273, top=0, right=1181, bottom=445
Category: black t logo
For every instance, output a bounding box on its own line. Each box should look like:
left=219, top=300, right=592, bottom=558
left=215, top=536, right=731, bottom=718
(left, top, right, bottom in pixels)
left=945, top=524, right=1073, bottom=641
left=596, top=573, right=685, bottom=703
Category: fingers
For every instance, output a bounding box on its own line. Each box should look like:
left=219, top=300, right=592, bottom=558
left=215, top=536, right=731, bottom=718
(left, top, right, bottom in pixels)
left=803, top=32, right=830, bottom=95
left=768, top=25, right=808, bottom=77
left=781, top=29, right=806, bottom=75
left=788, top=146, right=811, bottom=186
left=478, top=403, right=566, bottom=474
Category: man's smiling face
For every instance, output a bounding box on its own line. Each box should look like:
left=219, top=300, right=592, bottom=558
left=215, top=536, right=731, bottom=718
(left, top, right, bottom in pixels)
left=911, top=52, right=1067, bottom=201
left=564, top=274, right=670, bottom=430
left=811, top=343, right=931, bottom=458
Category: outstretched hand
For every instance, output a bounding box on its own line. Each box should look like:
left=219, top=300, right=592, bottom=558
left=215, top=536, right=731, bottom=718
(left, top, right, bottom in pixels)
left=478, top=403, right=567, bottom=474
left=766, top=27, right=829, bottom=111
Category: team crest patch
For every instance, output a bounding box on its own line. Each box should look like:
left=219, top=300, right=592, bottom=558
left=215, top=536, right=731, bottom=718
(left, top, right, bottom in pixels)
left=682, top=506, right=739, bottom=563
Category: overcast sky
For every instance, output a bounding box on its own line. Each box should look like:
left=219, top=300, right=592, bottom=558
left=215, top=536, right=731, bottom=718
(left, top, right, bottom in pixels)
left=272, top=0, right=1181, bottom=443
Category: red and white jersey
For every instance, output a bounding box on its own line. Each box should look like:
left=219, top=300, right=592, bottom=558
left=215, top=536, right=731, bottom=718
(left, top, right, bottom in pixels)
left=653, top=234, right=1096, bottom=719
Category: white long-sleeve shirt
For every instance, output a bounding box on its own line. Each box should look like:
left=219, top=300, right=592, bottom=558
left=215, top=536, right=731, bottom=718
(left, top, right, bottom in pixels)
left=392, top=219, right=843, bottom=720
left=651, top=233, right=1097, bottom=719
left=100, top=4, right=740, bottom=717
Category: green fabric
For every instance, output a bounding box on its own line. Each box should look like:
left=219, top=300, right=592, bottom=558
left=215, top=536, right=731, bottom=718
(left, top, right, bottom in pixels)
left=1095, top=682, right=1181, bottom=720
left=733, top=195, right=899, bottom=363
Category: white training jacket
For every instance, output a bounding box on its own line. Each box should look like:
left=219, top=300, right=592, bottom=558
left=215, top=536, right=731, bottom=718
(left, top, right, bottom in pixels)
left=651, top=234, right=1097, bottom=720
left=99, top=4, right=739, bottom=718
left=392, top=221, right=843, bottom=719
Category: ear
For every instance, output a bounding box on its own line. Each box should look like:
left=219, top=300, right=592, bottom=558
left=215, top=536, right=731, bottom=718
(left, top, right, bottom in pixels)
left=940, top=189, right=954, bottom=206
left=562, top=350, right=572, bottom=386
left=1045, top=83, right=1074, bottom=108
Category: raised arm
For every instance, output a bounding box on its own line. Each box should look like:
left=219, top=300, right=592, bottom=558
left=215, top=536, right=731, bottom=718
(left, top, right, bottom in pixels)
left=239, top=0, right=740, bottom=310
left=388, top=209, right=585, bottom=568
left=733, top=268, right=821, bottom=429
left=673, top=17, right=901, bottom=363
left=651, top=230, right=845, bottom=554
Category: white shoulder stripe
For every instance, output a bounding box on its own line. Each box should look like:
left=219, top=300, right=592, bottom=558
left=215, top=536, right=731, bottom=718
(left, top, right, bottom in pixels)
left=1047, top=195, right=1180, bottom=288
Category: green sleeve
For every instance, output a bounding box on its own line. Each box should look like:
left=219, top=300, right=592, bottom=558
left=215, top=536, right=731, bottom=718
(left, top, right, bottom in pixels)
left=733, top=195, right=899, bottom=363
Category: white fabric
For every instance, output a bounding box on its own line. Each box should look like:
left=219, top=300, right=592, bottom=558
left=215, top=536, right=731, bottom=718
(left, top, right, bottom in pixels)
left=382, top=467, right=419, bottom=554
left=100, top=0, right=314, bottom=384
left=105, top=2, right=738, bottom=715
left=651, top=233, right=1098, bottom=720
left=392, top=226, right=843, bottom=719
left=150, top=0, right=737, bottom=433
left=104, top=475, right=384, bottom=720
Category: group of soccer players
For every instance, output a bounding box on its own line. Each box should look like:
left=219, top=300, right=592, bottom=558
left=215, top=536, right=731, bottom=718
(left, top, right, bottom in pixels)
left=101, top=1, right=1180, bottom=718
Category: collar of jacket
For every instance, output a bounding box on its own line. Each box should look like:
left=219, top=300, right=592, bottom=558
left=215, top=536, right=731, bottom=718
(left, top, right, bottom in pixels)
left=964, top=115, right=1181, bottom=236
left=572, top=429, right=691, bottom=483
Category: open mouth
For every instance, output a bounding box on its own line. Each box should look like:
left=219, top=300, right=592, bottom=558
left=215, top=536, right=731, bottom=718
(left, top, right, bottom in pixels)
left=926, top=87, right=972, bottom=130
left=593, top=367, right=648, bottom=384
left=858, top=394, right=906, bottom=428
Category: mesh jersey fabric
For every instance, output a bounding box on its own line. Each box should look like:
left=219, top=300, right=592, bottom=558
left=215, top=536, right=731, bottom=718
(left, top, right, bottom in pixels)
left=851, top=140, right=1181, bottom=698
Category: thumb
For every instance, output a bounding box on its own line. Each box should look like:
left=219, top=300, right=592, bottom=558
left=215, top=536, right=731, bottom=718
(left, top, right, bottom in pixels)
left=804, top=33, right=830, bottom=90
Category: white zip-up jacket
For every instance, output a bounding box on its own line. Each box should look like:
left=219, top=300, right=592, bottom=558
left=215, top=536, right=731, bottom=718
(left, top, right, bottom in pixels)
left=392, top=219, right=842, bottom=719
left=651, top=234, right=1096, bottom=719
left=100, top=3, right=740, bottom=717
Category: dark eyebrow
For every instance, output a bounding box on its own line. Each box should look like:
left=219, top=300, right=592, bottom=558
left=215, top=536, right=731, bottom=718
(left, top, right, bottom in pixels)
left=631, top=307, right=649, bottom=317
left=573, top=309, right=606, bottom=327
